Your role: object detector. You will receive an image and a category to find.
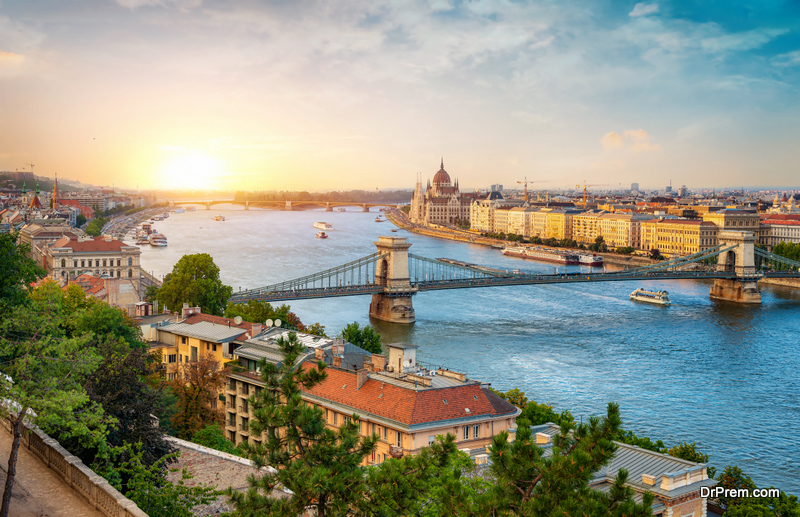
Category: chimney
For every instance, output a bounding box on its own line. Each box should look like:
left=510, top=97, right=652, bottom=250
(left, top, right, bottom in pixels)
left=357, top=369, right=369, bottom=389
left=332, top=356, right=342, bottom=368
left=535, top=432, right=550, bottom=445
left=371, top=354, right=386, bottom=373
left=315, top=348, right=325, bottom=361
left=251, top=323, right=262, bottom=336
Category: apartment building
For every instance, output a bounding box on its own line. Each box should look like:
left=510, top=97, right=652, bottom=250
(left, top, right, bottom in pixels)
left=224, top=330, right=520, bottom=464
left=759, top=214, right=800, bottom=249
left=640, top=219, right=719, bottom=256
left=596, top=213, right=655, bottom=249
left=701, top=209, right=760, bottom=231
left=506, top=207, right=537, bottom=238
left=530, top=208, right=552, bottom=239
left=545, top=209, right=581, bottom=241
left=572, top=211, right=605, bottom=245
left=493, top=206, right=513, bottom=234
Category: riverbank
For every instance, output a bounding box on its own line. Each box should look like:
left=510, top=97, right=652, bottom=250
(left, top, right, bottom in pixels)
left=386, top=208, right=658, bottom=269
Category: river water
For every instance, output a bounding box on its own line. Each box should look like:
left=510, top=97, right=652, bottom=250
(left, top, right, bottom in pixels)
left=138, top=206, right=800, bottom=492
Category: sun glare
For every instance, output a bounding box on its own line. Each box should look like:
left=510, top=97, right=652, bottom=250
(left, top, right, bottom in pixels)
left=160, top=151, right=224, bottom=190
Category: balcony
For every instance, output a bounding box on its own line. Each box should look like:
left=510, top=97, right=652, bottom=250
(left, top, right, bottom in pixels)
left=226, top=403, right=236, bottom=413
left=226, top=385, right=236, bottom=395
left=225, top=423, right=236, bottom=432
left=238, top=405, right=249, bottom=416
left=389, top=445, right=404, bottom=458
left=238, top=425, right=249, bottom=436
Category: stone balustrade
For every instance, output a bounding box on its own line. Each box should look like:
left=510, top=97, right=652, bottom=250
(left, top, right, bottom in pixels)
left=1, top=415, right=149, bottom=517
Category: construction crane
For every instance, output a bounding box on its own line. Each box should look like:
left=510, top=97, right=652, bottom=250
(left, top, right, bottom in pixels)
left=26, top=162, right=35, bottom=176
left=575, top=181, right=592, bottom=208
left=518, top=177, right=530, bottom=202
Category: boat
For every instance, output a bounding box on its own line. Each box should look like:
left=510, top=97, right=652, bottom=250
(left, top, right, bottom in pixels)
left=135, top=235, right=149, bottom=245
left=577, top=253, right=604, bottom=267
left=502, top=246, right=578, bottom=265
left=337, top=208, right=346, bottom=212
left=316, top=231, right=329, bottom=239
left=187, top=206, right=196, bottom=212
left=629, top=288, right=670, bottom=306
left=214, top=215, right=225, bottom=221
left=141, top=223, right=152, bottom=234
left=391, top=229, right=398, bottom=232
left=375, top=216, right=385, bottom=222
left=149, top=233, right=168, bottom=247
left=313, top=222, right=333, bottom=230
left=175, top=208, right=185, bottom=214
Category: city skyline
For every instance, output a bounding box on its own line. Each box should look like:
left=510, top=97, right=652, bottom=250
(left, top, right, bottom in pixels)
left=1, top=1, right=799, bottom=191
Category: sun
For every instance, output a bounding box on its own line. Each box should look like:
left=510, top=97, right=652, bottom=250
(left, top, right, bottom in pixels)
left=160, top=151, right=224, bottom=190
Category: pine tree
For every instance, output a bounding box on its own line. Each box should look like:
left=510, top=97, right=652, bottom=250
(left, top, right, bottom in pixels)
left=226, top=332, right=379, bottom=516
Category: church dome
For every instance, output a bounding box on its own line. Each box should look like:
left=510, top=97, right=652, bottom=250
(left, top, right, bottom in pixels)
left=433, top=158, right=451, bottom=185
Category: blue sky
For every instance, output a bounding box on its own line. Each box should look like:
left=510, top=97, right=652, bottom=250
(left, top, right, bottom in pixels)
left=0, top=0, right=798, bottom=191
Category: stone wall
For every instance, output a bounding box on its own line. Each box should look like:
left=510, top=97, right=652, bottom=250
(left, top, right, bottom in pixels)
left=1, top=415, right=148, bottom=517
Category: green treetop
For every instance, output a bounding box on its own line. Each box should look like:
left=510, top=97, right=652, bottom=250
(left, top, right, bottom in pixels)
left=154, top=253, right=233, bottom=316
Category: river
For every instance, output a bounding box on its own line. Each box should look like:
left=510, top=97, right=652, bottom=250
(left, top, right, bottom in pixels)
left=137, top=205, right=800, bottom=492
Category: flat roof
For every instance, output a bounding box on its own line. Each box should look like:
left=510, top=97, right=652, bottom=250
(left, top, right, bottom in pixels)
left=159, top=321, right=245, bottom=343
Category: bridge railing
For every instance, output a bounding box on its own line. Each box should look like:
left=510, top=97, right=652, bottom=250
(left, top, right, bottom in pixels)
left=232, top=252, right=388, bottom=300
left=754, top=247, right=800, bottom=271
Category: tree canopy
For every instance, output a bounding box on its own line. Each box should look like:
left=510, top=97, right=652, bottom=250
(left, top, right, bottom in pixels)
left=155, top=253, right=233, bottom=315
left=0, top=232, right=45, bottom=314
left=340, top=321, right=382, bottom=354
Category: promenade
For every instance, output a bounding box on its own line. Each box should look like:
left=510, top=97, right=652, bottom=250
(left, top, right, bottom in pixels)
left=0, top=429, right=104, bottom=517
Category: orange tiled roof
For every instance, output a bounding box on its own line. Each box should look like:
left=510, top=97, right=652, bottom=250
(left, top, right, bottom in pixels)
left=302, top=364, right=515, bottom=426
left=53, top=236, right=131, bottom=252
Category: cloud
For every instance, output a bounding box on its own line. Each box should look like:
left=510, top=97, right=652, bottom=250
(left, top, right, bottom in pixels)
left=114, top=0, right=201, bottom=10
left=0, top=50, right=25, bottom=67
left=601, top=130, right=661, bottom=151
left=701, top=28, right=788, bottom=53
left=772, top=50, right=800, bottom=68
left=629, top=3, right=659, bottom=17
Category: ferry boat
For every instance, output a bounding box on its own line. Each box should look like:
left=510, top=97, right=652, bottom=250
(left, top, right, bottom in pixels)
left=502, top=246, right=578, bottom=265
left=313, top=222, right=333, bottom=230
left=149, top=232, right=168, bottom=247
left=577, top=253, right=604, bottom=267
left=316, top=231, right=329, bottom=239
left=175, top=208, right=185, bottom=214
left=375, top=216, right=385, bottom=222
left=141, top=223, right=152, bottom=234
left=629, top=288, right=670, bottom=306
left=214, top=215, right=225, bottom=221
left=135, top=235, right=149, bottom=245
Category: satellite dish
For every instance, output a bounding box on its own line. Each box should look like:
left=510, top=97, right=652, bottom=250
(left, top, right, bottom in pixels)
left=274, top=319, right=282, bottom=328
left=265, top=319, right=273, bottom=327
left=233, top=316, right=243, bottom=325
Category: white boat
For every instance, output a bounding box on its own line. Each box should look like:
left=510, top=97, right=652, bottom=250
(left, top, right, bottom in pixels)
left=214, top=215, right=225, bottom=221
left=502, top=246, right=577, bottom=265
left=577, top=253, right=603, bottom=266
left=314, top=222, right=333, bottom=230
left=630, top=288, right=670, bottom=306
left=175, top=208, right=185, bottom=214
left=316, top=231, right=329, bottom=239
left=149, top=233, right=168, bottom=247
left=337, top=208, right=346, bottom=212
left=135, top=235, right=149, bottom=245
left=375, top=216, right=384, bottom=222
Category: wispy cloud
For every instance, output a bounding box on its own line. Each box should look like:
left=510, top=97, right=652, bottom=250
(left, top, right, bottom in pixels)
left=601, top=130, right=662, bottom=152
left=114, top=0, right=201, bottom=10
left=772, top=50, right=800, bottom=68
left=629, top=3, right=659, bottom=18
left=701, top=27, right=788, bottom=53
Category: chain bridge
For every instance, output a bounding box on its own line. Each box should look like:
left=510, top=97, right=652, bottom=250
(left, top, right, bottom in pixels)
left=228, top=231, right=800, bottom=323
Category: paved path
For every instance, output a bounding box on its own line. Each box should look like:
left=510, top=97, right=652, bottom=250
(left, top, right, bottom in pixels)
left=0, top=429, right=105, bottom=517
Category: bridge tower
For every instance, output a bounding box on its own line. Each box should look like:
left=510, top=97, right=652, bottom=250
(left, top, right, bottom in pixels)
left=362, top=204, right=369, bottom=212
left=326, top=202, right=332, bottom=212
left=285, top=200, right=293, bottom=211
left=710, top=230, right=761, bottom=304
left=206, top=201, right=210, bottom=210
left=245, top=201, right=249, bottom=211
left=369, top=236, right=416, bottom=324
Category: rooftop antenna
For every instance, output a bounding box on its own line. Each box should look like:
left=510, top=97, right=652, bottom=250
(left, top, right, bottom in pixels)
left=265, top=319, right=274, bottom=327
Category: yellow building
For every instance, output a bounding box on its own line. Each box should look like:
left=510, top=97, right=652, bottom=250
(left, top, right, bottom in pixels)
left=572, top=211, right=606, bottom=245
left=597, top=213, right=655, bottom=249
left=544, top=209, right=581, bottom=240
left=640, top=219, right=719, bottom=256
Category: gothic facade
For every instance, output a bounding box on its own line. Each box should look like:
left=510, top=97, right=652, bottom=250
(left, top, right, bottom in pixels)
left=409, top=160, right=476, bottom=226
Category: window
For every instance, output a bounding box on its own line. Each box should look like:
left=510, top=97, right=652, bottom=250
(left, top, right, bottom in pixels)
left=103, top=259, right=107, bottom=267
left=73, top=261, right=78, bottom=268
left=463, top=426, right=469, bottom=440
left=191, top=346, right=198, bottom=361
left=81, top=260, right=85, bottom=267
left=474, top=425, right=480, bottom=439
left=384, top=427, right=388, bottom=440
left=60, top=259, right=65, bottom=268
left=167, top=372, right=176, bottom=381
left=128, top=269, right=132, bottom=278
left=242, top=400, right=248, bottom=412
left=128, top=257, right=133, bottom=266
left=396, top=431, right=402, bottom=447
left=212, top=344, right=217, bottom=352
left=95, top=260, right=99, bottom=267
left=116, top=259, right=121, bottom=266
left=333, top=413, right=338, bottom=425
left=181, top=336, right=187, bottom=344
left=168, top=354, right=176, bottom=363
left=229, top=379, right=236, bottom=390
left=428, top=435, right=435, bottom=444
left=228, top=414, right=236, bottom=426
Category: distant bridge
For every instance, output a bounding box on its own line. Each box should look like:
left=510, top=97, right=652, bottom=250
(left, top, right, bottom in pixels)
left=229, top=231, right=800, bottom=323
left=171, top=199, right=400, bottom=212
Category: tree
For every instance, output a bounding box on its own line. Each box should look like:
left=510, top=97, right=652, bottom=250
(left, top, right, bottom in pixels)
left=76, top=213, right=87, bottom=226
left=169, top=354, right=227, bottom=440
left=591, top=236, right=608, bottom=253
left=667, top=442, right=715, bottom=478
left=340, top=321, right=382, bottom=354
left=491, top=388, right=574, bottom=427
left=0, top=232, right=46, bottom=315
left=226, top=332, right=379, bottom=516
left=109, top=443, right=218, bottom=517
left=716, top=466, right=757, bottom=509
left=650, top=248, right=663, bottom=260
left=0, top=305, right=109, bottom=517
left=438, top=403, right=653, bottom=516
left=156, top=253, right=233, bottom=316
left=192, top=423, right=241, bottom=456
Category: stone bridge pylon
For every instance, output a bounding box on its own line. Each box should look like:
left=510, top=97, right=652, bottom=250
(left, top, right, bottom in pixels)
left=369, top=236, right=417, bottom=323
left=710, top=230, right=762, bottom=304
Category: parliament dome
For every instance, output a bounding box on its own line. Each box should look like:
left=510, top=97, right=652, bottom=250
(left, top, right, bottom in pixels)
left=433, top=158, right=451, bottom=185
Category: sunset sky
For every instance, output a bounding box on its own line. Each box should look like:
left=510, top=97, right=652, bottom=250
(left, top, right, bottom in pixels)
left=1, top=0, right=799, bottom=191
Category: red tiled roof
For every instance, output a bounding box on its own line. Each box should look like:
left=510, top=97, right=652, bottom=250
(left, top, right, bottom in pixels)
left=302, top=364, right=515, bottom=426
left=183, top=313, right=254, bottom=341
left=762, top=214, right=800, bottom=222
left=53, top=236, right=131, bottom=252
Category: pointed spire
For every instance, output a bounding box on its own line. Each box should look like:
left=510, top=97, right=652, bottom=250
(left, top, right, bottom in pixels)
left=22, top=180, right=27, bottom=194
left=35, top=181, right=40, bottom=195
left=53, top=172, right=59, bottom=206
left=440, top=157, right=444, bottom=170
